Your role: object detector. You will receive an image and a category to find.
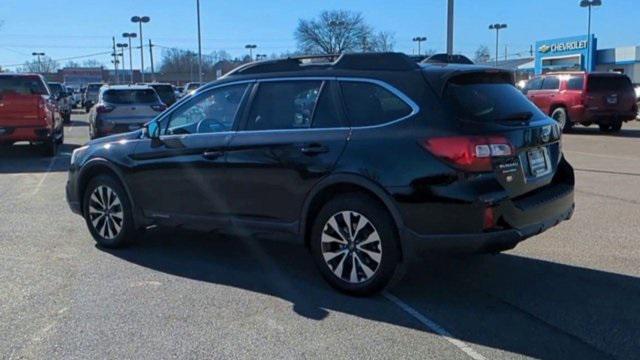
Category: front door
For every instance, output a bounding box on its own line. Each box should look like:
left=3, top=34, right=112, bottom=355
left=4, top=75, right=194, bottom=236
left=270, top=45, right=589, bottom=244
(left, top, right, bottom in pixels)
left=129, top=83, right=251, bottom=225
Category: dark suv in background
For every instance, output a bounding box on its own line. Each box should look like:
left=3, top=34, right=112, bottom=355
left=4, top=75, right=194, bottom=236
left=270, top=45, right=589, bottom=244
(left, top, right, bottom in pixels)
left=66, top=53, right=575, bottom=295
left=523, top=72, right=638, bottom=132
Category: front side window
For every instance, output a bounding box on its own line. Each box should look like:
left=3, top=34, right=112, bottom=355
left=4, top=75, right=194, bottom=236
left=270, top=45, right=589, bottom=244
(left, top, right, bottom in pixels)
left=246, top=81, right=323, bottom=131
left=165, top=83, right=248, bottom=135
left=523, top=77, right=542, bottom=93
left=340, top=81, right=412, bottom=127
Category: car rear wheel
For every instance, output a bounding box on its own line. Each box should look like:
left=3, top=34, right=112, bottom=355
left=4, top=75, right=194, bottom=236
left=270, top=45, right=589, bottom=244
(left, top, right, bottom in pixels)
left=310, top=194, right=402, bottom=296
left=599, top=121, right=622, bottom=133
left=40, top=134, right=59, bottom=157
left=551, top=107, right=570, bottom=132
left=82, top=175, right=136, bottom=248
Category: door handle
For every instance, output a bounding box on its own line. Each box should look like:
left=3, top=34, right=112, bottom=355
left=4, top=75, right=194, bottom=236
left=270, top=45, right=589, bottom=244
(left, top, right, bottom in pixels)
left=202, top=150, right=224, bottom=160
left=300, top=144, right=329, bottom=155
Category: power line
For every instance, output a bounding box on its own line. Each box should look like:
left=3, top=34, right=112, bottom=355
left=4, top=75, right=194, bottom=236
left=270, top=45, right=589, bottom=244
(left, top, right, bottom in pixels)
left=1, top=50, right=113, bottom=68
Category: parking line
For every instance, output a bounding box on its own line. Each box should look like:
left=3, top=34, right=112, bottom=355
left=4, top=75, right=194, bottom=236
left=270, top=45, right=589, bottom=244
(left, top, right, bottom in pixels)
left=383, top=292, right=487, bottom=360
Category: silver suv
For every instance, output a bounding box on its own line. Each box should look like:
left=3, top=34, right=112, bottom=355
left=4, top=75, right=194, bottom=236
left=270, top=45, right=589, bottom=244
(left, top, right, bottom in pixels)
left=88, top=85, right=166, bottom=139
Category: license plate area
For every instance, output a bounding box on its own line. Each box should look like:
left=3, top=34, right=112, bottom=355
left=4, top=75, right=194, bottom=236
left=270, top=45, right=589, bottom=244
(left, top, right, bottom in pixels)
left=527, top=147, right=552, bottom=177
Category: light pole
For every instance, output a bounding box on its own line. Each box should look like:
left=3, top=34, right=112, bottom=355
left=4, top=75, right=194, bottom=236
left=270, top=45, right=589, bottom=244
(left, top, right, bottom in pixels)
left=580, top=0, right=602, bottom=72
left=245, top=44, right=257, bottom=61
left=489, top=23, right=507, bottom=66
left=31, top=52, right=45, bottom=72
left=412, top=37, right=427, bottom=56
left=122, top=33, right=137, bottom=83
left=446, top=0, right=454, bottom=55
left=117, top=43, right=128, bottom=83
left=196, top=0, right=203, bottom=83
left=131, top=16, right=150, bottom=82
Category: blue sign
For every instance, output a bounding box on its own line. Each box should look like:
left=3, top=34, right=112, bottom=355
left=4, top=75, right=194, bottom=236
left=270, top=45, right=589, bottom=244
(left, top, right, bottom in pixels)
left=535, top=34, right=597, bottom=74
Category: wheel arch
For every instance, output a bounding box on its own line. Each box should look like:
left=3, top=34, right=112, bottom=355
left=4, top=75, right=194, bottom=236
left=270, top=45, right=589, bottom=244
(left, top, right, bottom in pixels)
left=77, top=158, right=141, bottom=228
left=300, top=174, right=407, bottom=260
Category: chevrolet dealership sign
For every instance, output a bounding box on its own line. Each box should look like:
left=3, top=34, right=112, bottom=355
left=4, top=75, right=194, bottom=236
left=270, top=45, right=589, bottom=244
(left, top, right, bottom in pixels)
left=538, top=39, right=588, bottom=53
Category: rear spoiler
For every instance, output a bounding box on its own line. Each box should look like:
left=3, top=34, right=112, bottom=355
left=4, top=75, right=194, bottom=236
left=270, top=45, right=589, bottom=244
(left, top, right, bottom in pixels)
left=424, top=68, right=515, bottom=96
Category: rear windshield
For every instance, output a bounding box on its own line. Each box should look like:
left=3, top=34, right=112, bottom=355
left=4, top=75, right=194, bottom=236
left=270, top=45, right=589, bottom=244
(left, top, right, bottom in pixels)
left=48, top=83, right=64, bottom=95
left=151, top=85, right=175, bottom=99
left=0, top=76, right=48, bottom=95
left=445, top=74, right=544, bottom=122
left=587, top=75, right=632, bottom=92
left=102, top=89, right=159, bottom=104
left=87, top=84, right=103, bottom=92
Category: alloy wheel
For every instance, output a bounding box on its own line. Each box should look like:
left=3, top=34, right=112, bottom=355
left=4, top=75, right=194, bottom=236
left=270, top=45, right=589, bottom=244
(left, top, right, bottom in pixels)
left=88, top=185, right=124, bottom=240
left=321, top=211, right=382, bottom=284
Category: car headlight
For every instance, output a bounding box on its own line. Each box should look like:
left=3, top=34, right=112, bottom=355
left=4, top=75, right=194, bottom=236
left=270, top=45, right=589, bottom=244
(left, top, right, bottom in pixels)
left=70, top=145, right=89, bottom=165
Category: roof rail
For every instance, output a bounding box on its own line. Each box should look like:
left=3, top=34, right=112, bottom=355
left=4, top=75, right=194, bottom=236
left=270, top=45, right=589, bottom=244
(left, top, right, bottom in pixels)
left=422, top=53, right=474, bottom=65
left=224, top=52, right=419, bottom=77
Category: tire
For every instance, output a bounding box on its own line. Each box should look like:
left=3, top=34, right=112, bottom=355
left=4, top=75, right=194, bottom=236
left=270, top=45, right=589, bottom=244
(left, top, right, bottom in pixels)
left=610, top=120, right=622, bottom=132
left=551, top=107, right=570, bottom=132
left=310, top=193, right=402, bottom=296
left=82, top=175, right=136, bottom=248
left=599, top=123, right=614, bottom=133
left=40, top=134, right=58, bottom=157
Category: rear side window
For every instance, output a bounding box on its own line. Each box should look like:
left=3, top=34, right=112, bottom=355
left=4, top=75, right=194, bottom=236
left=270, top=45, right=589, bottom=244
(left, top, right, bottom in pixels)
left=0, top=76, right=48, bottom=95
left=246, top=81, right=322, bottom=131
left=102, top=89, right=159, bottom=104
left=340, top=81, right=412, bottom=127
left=567, top=77, right=584, bottom=90
left=587, top=75, right=633, bottom=92
left=541, top=77, right=560, bottom=90
left=445, top=75, right=545, bottom=123
left=312, top=84, right=342, bottom=128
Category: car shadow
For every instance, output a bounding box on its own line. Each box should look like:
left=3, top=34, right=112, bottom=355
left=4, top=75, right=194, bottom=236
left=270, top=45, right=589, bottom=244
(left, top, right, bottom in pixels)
left=0, top=143, right=80, bottom=173
left=568, top=125, right=640, bottom=138
left=101, top=230, right=638, bottom=359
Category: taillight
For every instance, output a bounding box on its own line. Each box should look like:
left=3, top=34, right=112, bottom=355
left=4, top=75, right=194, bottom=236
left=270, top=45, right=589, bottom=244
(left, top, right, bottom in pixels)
left=423, top=136, right=514, bottom=172
left=151, top=104, right=166, bottom=112
left=96, top=105, right=114, bottom=113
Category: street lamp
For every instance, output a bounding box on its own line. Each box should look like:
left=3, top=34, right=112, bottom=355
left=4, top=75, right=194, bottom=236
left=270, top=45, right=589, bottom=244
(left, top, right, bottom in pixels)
left=256, top=54, right=268, bottom=61
left=489, top=23, right=507, bottom=66
left=412, top=37, right=427, bottom=56
left=131, top=16, right=150, bottom=82
left=32, top=52, right=45, bottom=72
left=580, top=0, right=602, bottom=72
left=122, top=32, right=137, bottom=83
left=245, top=44, right=257, bottom=61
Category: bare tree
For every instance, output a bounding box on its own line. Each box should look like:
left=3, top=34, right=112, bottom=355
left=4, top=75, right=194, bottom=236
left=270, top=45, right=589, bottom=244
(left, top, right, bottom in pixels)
left=21, top=56, right=59, bottom=73
left=295, top=10, right=373, bottom=54
left=370, top=31, right=395, bottom=52
left=474, top=45, right=491, bottom=63
left=82, top=59, right=103, bottom=68
left=64, top=60, right=81, bottom=68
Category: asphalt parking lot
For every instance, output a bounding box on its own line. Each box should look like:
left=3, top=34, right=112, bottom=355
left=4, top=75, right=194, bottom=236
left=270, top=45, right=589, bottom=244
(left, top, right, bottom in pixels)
left=1, top=111, right=639, bottom=360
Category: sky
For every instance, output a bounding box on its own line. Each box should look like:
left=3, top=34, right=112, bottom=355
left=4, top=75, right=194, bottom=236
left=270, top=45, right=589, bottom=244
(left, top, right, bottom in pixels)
left=0, top=0, right=638, bottom=70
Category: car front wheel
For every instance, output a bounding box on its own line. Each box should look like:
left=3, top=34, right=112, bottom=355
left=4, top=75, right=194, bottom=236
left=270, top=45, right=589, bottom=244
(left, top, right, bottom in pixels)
left=310, top=194, right=402, bottom=296
left=82, top=175, right=136, bottom=248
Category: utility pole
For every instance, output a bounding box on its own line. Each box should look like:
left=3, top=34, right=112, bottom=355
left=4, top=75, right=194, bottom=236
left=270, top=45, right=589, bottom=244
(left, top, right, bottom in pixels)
left=148, top=39, right=155, bottom=82
left=529, top=44, right=533, bottom=57
left=504, top=45, right=508, bottom=61
left=112, top=37, right=119, bottom=83
left=446, top=0, right=454, bottom=55
left=196, top=0, right=203, bottom=83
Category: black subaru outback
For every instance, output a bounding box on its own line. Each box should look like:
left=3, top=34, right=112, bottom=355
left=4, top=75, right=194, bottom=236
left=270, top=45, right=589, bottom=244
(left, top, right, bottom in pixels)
left=66, top=53, right=574, bottom=295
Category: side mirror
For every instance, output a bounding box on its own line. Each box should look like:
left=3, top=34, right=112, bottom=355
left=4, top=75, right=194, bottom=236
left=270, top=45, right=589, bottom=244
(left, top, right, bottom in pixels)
left=147, top=120, right=161, bottom=139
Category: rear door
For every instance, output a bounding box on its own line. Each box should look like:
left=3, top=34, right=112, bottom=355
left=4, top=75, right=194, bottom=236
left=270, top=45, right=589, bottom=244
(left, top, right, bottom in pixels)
left=224, top=79, right=348, bottom=228
left=130, top=83, right=251, bottom=224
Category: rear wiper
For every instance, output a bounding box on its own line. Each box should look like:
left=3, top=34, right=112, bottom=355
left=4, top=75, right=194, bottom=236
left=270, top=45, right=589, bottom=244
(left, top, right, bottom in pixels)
left=496, top=111, right=533, bottom=122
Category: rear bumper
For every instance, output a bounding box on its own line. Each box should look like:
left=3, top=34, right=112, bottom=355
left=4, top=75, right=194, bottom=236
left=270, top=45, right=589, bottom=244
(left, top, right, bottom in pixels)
left=403, top=202, right=574, bottom=256
left=569, top=105, right=637, bottom=123
left=0, top=125, right=51, bottom=144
